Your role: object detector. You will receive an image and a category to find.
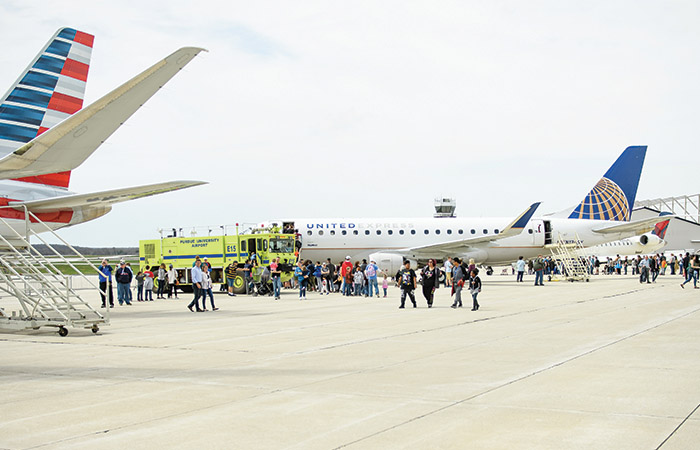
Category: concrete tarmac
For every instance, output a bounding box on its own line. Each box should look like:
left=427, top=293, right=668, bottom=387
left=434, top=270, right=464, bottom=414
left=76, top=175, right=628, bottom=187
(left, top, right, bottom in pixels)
left=1, top=273, right=699, bottom=449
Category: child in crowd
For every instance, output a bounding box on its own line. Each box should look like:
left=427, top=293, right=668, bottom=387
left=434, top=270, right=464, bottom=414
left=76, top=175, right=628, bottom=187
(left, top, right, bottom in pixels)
left=135, top=270, right=145, bottom=301
left=469, top=268, right=482, bottom=311
left=143, top=265, right=154, bottom=301
left=382, top=274, right=388, bottom=298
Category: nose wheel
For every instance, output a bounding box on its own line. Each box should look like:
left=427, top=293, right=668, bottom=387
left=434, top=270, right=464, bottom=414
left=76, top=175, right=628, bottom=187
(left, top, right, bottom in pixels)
left=57, top=326, right=68, bottom=337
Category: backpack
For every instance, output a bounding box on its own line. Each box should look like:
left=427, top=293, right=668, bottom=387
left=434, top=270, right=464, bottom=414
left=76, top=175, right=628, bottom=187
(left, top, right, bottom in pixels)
left=366, top=264, right=376, bottom=278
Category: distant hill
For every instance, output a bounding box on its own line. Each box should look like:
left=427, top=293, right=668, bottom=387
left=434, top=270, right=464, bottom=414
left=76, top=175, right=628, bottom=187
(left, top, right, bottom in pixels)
left=31, top=244, right=138, bottom=257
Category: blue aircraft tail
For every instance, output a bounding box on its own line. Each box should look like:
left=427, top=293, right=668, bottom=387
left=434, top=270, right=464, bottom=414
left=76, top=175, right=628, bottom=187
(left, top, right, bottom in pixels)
left=568, top=146, right=647, bottom=222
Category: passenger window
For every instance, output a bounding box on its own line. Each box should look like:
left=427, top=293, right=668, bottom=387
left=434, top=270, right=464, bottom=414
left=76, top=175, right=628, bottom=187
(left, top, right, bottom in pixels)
left=353, top=230, right=359, bottom=235
left=494, top=229, right=499, bottom=234
left=411, top=230, right=416, bottom=235
left=388, top=230, right=393, bottom=235
left=471, top=229, right=476, bottom=234
left=376, top=230, right=381, bottom=235
left=342, top=230, right=347, bottom=235
left=424, top=230, right=429, bottom=235
left=483, top=229, right=488, bottom=234
left=330, top=230, right=335, bottom=235
left=365, top=230, right=370, bottom=235
left=318, top=231, right=324, bottom=236
left=435, top=230, right=441, bottom=235
left=458, top=230, right=463, bottom=234
left=528, top=229, right=533, bottom=234
left=307, top=230, right=312, bottom=236
left=447, top=230, right=452, bottom=234
left=399, top=230, right=405, bottom=235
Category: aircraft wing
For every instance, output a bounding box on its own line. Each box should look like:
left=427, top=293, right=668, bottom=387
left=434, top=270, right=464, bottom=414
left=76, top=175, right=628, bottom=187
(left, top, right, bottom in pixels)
left=0, top=47, right=206, bottom=179
left=400, top=202, right=541, bottom=255
left=9, top=180, right=206, bottom=212
left=592, top=215, right=674, bottom=235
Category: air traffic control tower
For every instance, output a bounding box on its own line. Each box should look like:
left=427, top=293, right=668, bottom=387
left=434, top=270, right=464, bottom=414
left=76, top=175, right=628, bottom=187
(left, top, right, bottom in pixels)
left=434, top=197, right=457, bottom=218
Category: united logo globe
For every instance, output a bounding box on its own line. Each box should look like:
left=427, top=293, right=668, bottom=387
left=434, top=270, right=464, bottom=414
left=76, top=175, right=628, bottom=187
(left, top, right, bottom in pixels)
left=570, top=178, right=629, bottom=221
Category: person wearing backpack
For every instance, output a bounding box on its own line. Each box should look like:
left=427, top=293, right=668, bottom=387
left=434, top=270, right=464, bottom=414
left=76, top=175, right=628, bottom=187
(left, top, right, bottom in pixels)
left=398, top=260, right=417, bottom=309
left=365, top=259, right=380, bottom=298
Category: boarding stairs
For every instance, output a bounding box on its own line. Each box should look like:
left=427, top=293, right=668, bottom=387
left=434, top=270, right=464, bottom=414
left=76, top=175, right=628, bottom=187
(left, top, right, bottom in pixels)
left=0, top=206, right=108, bottom=336
left=547, top=233, right=591, bottom=282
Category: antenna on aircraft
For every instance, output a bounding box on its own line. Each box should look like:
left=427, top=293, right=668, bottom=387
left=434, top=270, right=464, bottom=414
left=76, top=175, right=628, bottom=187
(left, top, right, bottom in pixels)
left=434, top=197, right=456, bottom=218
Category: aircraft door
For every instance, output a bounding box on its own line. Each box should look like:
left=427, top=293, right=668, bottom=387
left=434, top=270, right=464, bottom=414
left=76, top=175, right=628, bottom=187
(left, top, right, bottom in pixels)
left=529, top=220, right=546, bottom=246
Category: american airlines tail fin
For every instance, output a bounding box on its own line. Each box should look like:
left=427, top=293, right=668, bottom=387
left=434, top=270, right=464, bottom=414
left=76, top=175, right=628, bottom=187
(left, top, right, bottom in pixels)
left=0, top=27, right=93, bottom=189
left=568, top=146, right=647, bottom=222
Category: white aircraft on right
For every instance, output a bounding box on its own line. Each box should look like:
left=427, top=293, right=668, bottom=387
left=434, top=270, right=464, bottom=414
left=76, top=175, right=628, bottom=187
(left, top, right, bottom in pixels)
left=279, top=146, right=669, bottom=273
left=585, top=215, right=670, bottom=258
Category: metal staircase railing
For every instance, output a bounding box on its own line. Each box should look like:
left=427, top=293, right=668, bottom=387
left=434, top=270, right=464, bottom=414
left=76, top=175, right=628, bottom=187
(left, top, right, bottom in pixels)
left=546, top=233, right=591, bottom=282
left=0, top=205, right=108, bottom=336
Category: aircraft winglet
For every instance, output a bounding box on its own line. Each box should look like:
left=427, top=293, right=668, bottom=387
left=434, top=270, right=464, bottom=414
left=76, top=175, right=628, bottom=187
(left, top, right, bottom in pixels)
left=0, top=47, right=206, bottom=179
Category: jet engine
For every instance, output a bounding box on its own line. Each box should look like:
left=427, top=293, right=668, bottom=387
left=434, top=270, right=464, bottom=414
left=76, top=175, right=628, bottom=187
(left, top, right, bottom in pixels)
left=640, top=234, right=649, bottom=245
left=370, top=252, right=412, bottom=275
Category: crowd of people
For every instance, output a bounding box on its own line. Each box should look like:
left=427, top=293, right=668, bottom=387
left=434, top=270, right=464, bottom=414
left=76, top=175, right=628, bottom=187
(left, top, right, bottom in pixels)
left=97, top=251, right=699, bottom=312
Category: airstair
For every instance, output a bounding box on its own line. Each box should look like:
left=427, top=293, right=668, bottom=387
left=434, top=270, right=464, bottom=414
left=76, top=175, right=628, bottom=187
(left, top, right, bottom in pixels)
left=546, top=233, right=591, bottom=282
left=0, top=206, right=108, bottom=336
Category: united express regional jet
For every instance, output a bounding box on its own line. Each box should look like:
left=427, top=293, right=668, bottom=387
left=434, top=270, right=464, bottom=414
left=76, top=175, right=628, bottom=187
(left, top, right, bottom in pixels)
left=271, top=146, right=666, bottom=273
left=0, top=27, right=205, bottom=241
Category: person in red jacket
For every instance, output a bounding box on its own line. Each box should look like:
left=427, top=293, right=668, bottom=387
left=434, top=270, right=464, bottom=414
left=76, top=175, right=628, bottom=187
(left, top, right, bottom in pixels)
left=340, top=256, right=354, bottom=296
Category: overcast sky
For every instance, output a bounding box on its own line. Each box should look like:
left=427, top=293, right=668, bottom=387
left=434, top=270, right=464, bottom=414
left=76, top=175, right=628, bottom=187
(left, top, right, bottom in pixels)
left=1, top=1, right=699, bottom=247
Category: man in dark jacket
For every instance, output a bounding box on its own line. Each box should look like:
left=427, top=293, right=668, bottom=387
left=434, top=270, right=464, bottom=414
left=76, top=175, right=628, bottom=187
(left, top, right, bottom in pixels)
left=115, top=259, right=133, bottom=306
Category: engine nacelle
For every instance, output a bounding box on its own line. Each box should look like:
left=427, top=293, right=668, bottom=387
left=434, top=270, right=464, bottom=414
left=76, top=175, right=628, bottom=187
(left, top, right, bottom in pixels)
left=639, top=234, right=649, bottom=245
left=370, top=252, right=413, bottom=276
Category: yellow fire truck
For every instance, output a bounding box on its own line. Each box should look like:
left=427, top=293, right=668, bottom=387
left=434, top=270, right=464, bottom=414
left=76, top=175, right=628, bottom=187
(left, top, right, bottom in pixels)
left=139, top=228, right=297, bottom=294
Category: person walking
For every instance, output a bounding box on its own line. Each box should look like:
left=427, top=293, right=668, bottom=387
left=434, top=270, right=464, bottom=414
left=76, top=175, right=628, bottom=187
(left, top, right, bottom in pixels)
left=188, top=259, right=204, bottom=312
left=451, top=258, right=464, bottom=308
left=313, top=262, right=324, bottom=292
left=271, top=257, right=282, bottom=300
left=382, top=274, right=389, bottom=298
left=515, top=256, right=526, bottom=282
left=115, top=260, right=133, bottom=306
left=397, top=260, right=417, bottom=308
left=421, top=259, right=439, bottom=308
left=98, top=259, right=114, bottom=308
left=201, top=265, right=217, bottom=311
left=469, top=268, right=482, bottom=311
left=680, top=255, right=699, bottom=289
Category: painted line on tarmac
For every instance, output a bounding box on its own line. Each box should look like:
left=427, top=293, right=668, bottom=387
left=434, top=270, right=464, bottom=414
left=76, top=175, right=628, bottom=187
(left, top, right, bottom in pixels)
left=334, top=303, right=700, bottom=449
left=656, top=403, right=700, bottom=449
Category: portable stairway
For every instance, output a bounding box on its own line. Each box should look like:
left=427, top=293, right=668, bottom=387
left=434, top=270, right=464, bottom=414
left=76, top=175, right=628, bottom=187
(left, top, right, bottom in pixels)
left=546, top=233, right=591, bottom=282
left=0, top=206, right=108, bottom=336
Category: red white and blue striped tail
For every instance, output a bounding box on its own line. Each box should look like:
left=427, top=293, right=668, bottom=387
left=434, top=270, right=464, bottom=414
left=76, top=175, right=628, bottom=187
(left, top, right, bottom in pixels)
left=0, top=27, right=94, bottom=188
